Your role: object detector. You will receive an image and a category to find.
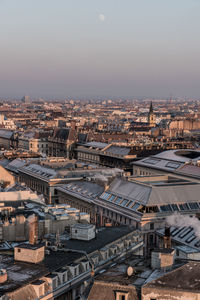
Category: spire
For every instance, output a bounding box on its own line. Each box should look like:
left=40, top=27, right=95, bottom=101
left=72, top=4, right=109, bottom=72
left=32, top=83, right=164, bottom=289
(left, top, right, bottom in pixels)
left=149, top=101, right=153, bottom=114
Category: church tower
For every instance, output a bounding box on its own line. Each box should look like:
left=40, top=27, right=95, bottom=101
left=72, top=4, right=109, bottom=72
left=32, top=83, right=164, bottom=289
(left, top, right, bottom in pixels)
left=148, top=101, right=156, bottom=127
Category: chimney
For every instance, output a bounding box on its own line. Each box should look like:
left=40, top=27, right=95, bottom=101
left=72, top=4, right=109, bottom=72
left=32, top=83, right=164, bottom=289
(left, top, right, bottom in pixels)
left=29, top=215, right=38, bottom=245
left=0, top=269, right=7, bottom=283
left=164, top=226, right=171, bottom=249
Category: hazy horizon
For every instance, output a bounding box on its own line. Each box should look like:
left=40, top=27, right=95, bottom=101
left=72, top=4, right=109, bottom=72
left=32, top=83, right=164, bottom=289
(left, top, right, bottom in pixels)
left=1, top=0, right=200, bottom=98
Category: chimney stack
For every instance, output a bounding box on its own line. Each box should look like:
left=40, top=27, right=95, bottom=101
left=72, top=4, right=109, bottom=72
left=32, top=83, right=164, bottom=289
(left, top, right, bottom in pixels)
left=164, top=226, right=171, bottom=248
left=29, top=215, right=38, bottom=245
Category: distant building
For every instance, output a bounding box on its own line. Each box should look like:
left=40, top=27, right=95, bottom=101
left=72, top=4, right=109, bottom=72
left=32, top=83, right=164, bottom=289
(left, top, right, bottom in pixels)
left=18, top=159, right=121, bottom=203
left=132, top=149, right=200, bottom=181
left=0, top=129, right=17, bottom=149
left=48, top=124, right=76, bottom=158
left=76, top=141, right=137, bottom=172
left=148, top=101, right=156, bottom=127
left=21, top=95, right=30, bottom=104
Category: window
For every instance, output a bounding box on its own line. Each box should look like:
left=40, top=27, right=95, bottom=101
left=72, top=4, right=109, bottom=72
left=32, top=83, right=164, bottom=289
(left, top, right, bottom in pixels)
left=75, top=230, right=77, bottom=234
left=166, top=161, right=181, bottom=169
left=17, top=249, right=21, bottom=253
left=144, top=158, right=160, bottom=165
left=176, top=249, right=179, bottom=256
left=179, top=203, right=189, bottom=211
left=149, top=234, right=154, bottom=245
left=115, top=197, right=122, bottom=204
left=52, top=279, right=57, bottom=290
left=150, top=223, right=154, bottom=230
left=115, top=292, right=129, bottom=300
left=109, top=195, right=116, bottom=202
left=63, top=274, right=66, bottom=282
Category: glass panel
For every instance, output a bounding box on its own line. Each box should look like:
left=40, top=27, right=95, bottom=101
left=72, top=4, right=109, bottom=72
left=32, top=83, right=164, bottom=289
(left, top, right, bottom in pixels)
left=115, top=197, right=122, bottom=204
left=131, top=202, right=140, bottom=211
left=108, top=195, right=116, bottom=202
left=179, top=203, right=189, bottom=211
left=160, top=205, right=172, bottom=212
left=143, top=158, right=159, bottom=165
left=120, top=199, right=129, bottom=207
left=101, top=192, right=110, bottom=200
left=188, top=202, right=199, bottom=210
left=166, top=162, right=181, bottom=169
left=171, top=204, right=179, bottom=211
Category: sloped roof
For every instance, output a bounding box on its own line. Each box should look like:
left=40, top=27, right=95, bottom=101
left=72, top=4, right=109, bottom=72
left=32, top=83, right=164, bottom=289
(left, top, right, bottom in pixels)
left=144, top=262, right=200, bottom=292
left=88, top=281, right=139, bottom=300
left=53, top=128, right=70, bottom=140
left=176, top=164, right=200, bottom=178
left=6, top=158, right=26, bottom=173
left=148, top=183, right=200, bottom=205
left=108, top=178, right=151, bottom=205
left=0, top=129, right=14, bottom=139
left=104, top=145, right=131, bottom=156
left=106, top=177, right=200, bottom=207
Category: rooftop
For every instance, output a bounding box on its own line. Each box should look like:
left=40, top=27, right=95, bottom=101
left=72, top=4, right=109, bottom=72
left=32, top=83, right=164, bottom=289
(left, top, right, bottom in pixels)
left=157, top=226, right=200, bottom=251
left=133, top=150, right=200, bottom=174
left=92, top=254, right=184, bottom=288
left=99, top=177, right=200, bottom=212
left=63, top=226, right=134, bottom=254
left=144, top=262, right=200, bottom=292
left=16, top=243, right=45, bottom=250
left=0, top=250, right=83, bottom=296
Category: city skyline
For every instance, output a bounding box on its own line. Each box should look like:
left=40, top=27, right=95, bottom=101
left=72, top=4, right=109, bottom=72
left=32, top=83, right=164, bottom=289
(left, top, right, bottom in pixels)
left=1, top=0, right=200, bottom=98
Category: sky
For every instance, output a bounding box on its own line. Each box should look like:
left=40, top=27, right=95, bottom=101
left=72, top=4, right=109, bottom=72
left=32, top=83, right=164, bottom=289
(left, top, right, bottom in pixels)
left=0, top=0, right=200, bottom=99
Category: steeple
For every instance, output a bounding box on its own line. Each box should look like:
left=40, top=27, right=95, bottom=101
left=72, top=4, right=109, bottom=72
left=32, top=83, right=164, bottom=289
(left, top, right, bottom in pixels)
left=148, top=101, right=156, bottom=127
left=149, top=101, right=153, bottom=114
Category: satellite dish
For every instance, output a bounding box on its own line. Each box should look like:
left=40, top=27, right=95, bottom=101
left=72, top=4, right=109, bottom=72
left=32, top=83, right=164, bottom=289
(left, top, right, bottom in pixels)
left=127, top=266, right=134, bottom=277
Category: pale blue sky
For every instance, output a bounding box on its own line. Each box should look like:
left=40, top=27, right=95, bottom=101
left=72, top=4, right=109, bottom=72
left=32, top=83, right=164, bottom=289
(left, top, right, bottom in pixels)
left=0, top=0, right=200, bottom=98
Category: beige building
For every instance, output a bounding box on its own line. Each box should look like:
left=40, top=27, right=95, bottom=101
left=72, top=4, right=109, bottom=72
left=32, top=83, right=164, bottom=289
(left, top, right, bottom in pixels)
left=0, top=165, right=15, bottom=188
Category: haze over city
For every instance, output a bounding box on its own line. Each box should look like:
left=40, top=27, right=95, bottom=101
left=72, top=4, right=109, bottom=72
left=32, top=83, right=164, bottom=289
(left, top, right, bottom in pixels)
left=1, top=0, right=200, bottom=98
left=1, top=2, right=200, bottom=300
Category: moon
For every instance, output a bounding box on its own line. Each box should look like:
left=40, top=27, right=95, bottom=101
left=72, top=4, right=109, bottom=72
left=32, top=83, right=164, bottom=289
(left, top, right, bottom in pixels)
left=99, top=14, right=105, bottom=22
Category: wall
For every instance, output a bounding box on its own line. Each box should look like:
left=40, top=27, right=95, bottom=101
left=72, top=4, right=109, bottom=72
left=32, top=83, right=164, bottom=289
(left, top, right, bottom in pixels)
left=142, top=286, right=200, bottom=300
left=14, top=246, right=45, bottom=263
left=0, top=166, right=15, bottom=187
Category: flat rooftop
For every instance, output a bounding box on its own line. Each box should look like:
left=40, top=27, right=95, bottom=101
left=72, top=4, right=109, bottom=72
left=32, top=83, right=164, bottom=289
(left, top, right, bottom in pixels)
left=16, top=243, right=45, bottom=250
left=131, top=174, right=192, bottom=186
left=63, top=226, right=135, bottom=254
left=0, top=250, right=83, bottom=296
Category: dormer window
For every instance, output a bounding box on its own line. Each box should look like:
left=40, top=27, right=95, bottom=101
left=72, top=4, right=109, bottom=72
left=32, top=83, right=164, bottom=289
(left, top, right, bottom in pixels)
left=115, top=291, right=129, bottom=300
